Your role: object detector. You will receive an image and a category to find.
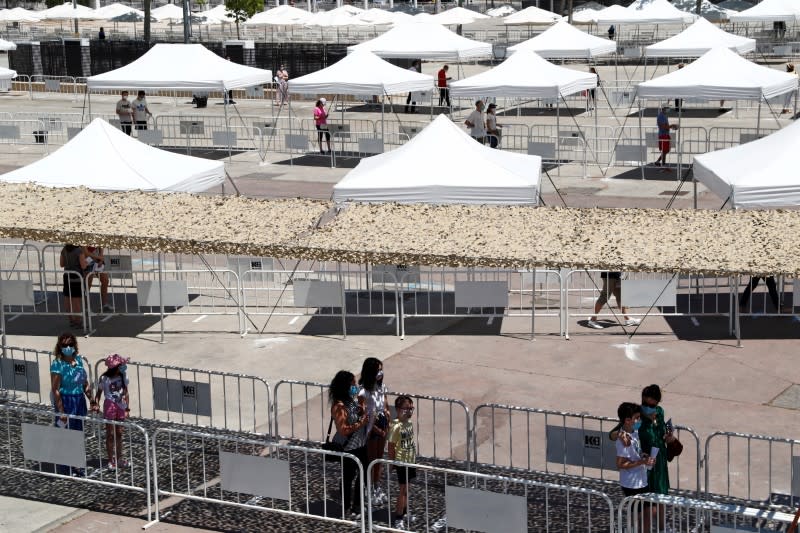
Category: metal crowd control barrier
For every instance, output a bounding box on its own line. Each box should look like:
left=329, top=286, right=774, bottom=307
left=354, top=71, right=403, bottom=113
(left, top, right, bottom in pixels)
left=472, top=404, right=702, bottom=495
left=0, top=345, right=63, bottom=404
left=704, top=431, right=800, bottom=510
left=147, top=427, right=365, bottom=532
left=0, top=403, right=152, bottom=520
left=618, top=494, right=795, bottom=533
left=367, top=459, right=616, bottom=532
left=93, top=360, right=271, bottom=435
left=396, top=268, right=564, bottom=339
left=272, top=380, right=471, bottom=463
left=0, top=269, right=90, bottom=334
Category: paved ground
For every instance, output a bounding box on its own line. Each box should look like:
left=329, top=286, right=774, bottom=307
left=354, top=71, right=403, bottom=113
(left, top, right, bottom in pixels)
left=0, top=50, right=799, bottom=531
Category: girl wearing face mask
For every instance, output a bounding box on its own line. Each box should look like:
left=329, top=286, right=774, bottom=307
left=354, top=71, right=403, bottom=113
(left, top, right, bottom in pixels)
left=50, top=332, right=95, bottom=475
left=358, top=357, right=391, bottom=507
left=93, top=354, right=130, bottom=470
left=329, top=370, right=368, bottom=519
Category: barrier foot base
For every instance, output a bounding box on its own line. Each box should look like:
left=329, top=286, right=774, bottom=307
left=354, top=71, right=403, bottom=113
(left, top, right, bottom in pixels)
left=142, top=519, right=160, bottom=530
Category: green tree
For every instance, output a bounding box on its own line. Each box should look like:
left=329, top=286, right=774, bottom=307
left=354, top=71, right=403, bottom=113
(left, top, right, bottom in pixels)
left=225, top=0, right=259, bottom=39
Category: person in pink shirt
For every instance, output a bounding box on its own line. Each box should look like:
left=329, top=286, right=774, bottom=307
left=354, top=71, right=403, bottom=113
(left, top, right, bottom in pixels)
left=314, top=98, right=331, bottom=154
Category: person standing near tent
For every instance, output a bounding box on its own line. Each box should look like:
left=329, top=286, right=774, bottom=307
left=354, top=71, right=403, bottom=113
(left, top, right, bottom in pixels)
left=485, top=103, right=502, bottom=148
left=437, top=64, right=451, bottom=108
left=782, top=63, right=797, bottom=114
left=586, top=271, right=640, bottom=329
left=655, top=105, right=677, bottom=170
left=314, top=98, right=332, bottom=155
left=405, top=60, right=421, bottom=114
left=464, top=100, right=486, bottom=144
left=277, top=64, right=289, bottom=106
left=132, top=90, right=152, bottom=131
left=589, top=67, right=600, bottom=110
left=115, top=91, right=133, bottom=136
left=60, top=244, right=88, bottom=329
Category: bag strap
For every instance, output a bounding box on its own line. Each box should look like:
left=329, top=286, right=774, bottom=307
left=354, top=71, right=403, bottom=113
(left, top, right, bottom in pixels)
left=325, top=416, right=334, bottom=442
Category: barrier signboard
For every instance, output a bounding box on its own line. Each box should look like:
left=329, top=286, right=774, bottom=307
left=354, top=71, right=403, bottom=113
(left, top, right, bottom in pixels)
left=152, top=377, right=212, bottom=417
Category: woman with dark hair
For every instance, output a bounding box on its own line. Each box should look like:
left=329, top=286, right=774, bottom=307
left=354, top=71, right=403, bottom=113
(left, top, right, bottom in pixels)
left=59, top=244, right=87, bottom=328
left=638, top=384, right=675, bottom=532
left=329, top=370, right=368, bottom=519
left=50, top=332, right=95, bottom=475
left=93, top=353, right=130, bottom=469
left=359, top=357, right=390, bottom=507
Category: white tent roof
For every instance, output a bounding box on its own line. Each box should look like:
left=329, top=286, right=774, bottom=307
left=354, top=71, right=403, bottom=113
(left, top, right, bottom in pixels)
left=347, top=21, right=492, bottom=61
left=597, top=0, right=696, bottom=24
left=432, top=7, right=490, bottom=25
left=572, top=8, right=600, bottom=23
left=150, top=3, right=185, bottom=21
left=358, top=8, right=398, bottom=24
left=0, top=38, right=16, bottom=51
left=333, top=115, right=541, bottom=205
left=244, top=5, right=312, bottom=25
left=94, top=3, right=144, bottom=20
left=0, top=7, right=41, bottom=22
left=0, top=119, right=224, bottom=193
left=507, top=20, right=616, bottom=58
left=593, top=4, right=630, bottom=24
left=289, top=49, right=433, bottom=96
left=503, top=5, right=562, bottom=24
left=636, top=47, right=797, bottom=100
left=451, top=49, right=596, bottom=98
left=306, top=8, right=371, bottom=26
left=645, top=17, right=755, bottom=57
left=0, top=67, right=16, bottom=79
left=694, top=120, right=800, bottom=208
left=197, top=5, right=235, bottom=23
left=87, top=43, right=272, bottom=91
left=487, top=5, right=516, bottom=17
left=41, top=2, right=97, bottom=19
left=729, top=0, right=800, bottom=22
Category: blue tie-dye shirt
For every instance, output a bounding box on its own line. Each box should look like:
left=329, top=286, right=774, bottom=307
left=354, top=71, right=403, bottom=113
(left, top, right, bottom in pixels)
left=50, top=355, right=88, bottom=395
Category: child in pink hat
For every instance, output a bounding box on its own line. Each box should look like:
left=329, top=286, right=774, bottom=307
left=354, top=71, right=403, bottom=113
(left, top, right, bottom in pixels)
left=92, top=353, right=130, bottom=469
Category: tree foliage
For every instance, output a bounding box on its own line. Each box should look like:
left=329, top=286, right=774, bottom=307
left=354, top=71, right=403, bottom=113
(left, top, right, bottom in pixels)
left=225, top=0, right=259, bottom=38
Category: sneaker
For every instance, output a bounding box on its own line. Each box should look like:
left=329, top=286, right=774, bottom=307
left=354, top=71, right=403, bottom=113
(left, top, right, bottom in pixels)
left=393, top=518, right=406, bottom=530
left=586, top=319, right=604, bottom=329
left=119, top=459, right=130, bottom=468
left=102, top=304, right=114, bottom=312
left=107, top=461, right=116, bottom=470
left=625, top=318, right=641, bottom=326
left=348, top=511, right=361, bottom=521
left=431, top=516, right=448, bottom=532
left=653, top=160, right=662, bottom=167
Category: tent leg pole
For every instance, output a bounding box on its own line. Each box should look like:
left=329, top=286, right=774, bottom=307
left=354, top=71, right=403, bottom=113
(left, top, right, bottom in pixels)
left=756, top=97, right=762, bottom=137
left=87, top=91, right=92, bottom=124
left=556, top=97, right=560, bottom=176
left=158, top=253, right=165, bottom=344
left=677, top=104, right=682, bottom=181
left=639, top=101, right=645, bottom=180
left=224, top=93, right=232, bottom=164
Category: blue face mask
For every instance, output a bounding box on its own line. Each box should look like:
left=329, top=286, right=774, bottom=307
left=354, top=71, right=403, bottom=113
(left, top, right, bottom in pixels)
left=349, top=385, right=359, bottom=398
left=119, top=364, right=127, bottom=374
left=641, top=405, right=657, bottom=416
left=633, top=420, right=642, bottom=431
left=61, top=346, right=75, bottom=357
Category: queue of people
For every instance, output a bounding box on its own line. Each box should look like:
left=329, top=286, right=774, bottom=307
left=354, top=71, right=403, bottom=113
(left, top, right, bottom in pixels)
left=60, top=244, right=113, bottom=329
left=328, top=358, right=417, bottom=530
left=464, top=99, right=503, bottom=148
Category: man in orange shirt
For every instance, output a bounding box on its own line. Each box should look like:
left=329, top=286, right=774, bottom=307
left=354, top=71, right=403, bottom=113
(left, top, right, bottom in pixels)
left=437, top=64, right=451, bottom=108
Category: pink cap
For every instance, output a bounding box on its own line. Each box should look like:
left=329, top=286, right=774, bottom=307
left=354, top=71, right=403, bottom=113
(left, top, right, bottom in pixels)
left=104, top=353, right=130, bottom=369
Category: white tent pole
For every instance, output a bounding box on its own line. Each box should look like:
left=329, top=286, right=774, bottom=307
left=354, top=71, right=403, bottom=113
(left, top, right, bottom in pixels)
left=555, top=93, right=560, bottom=176
left=638, top=100, right=645, bottom=180
left=224, top=86, right=232, bottom=164
left=676, top=102, right=682, bottom=181
left=756, top=96, right=761, bottom=137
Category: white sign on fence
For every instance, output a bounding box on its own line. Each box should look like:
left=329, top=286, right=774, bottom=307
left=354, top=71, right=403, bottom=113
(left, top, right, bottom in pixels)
left=0, top=280, right=34, bottom=306
left=621, top=278, right=678, bottom=308
left=545, top=425, right=618, bottom=470
left=445, top=485, right=527, bottom=533
left=22, top=423, right=86, bottom=468
left=293, top=280, right=343, bottom=308
left=136, top=280, right=189, bottom=308
left=220, top=451, right=291, bottom=500
left=152, top=377, right=212, bottom=417
left=454, top=281, right=508, bottom=309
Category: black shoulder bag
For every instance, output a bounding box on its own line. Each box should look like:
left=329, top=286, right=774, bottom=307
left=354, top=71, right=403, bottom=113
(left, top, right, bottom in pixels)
left=322, top=416, right=351, bottom=462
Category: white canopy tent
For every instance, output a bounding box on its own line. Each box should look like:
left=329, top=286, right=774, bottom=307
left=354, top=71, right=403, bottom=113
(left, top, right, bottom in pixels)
left=432, top=7, right=490, bottom=25
left=197, top=5, right=236, bottom=24
left=94, top=3, right=144, bottom=21
left=0, top=7, right=41, bottom=22
left=694, top=120, right=800, bottom=209
left=87, top=43, right=273, bottom=91
left=451, top=49, right=597, bottom=98
left=507, top=20, right=616, bottom=59
left=289, top=49, right=433, bottom=137
left=0, top=66, right=16, bottom=91
left=645, top=18, right=755, bottom=57
left=729, top=0, right=800, bottom=22
left=244, top=5, right=313, bottom=27
left=636, top=47, right=797, bottom=102
left=358, top=8, right=399, bottom=25
left=333, top=115, right=541, bottom=205
left=0, top=118, right=224, bottom=192
left=597, top=0, right=696, bottom=24
left=306, top=8, right=371, bottom=27
left=503, top=5, right=562, bottom=25
left=41, top=2, right=97, bottom=19
left=150, top=3, right=184, bottom=22
left=347, top=21, right=492, bottom=61
left=0, top=39, right=16, bottom=51
left=573, top=8, right=600, bottom=24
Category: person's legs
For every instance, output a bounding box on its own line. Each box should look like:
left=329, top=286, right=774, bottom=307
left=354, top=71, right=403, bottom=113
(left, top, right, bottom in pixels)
left=135, top=120, right=147, bottom=131
left=105, top=422, right=116, bottom=465
left=610, top=279, right=633, bottom=322
left=325, top=131, right=331, bottom=153
left=99, top=272, right=110, bottom=307
left=341, top=453, right=358, bottom=514
left=765, top=276, right=781, bottom=310
left=317, top=127, right=325, bottom=153
left=439, top=88, right=445, bottom=107
left=405, top=93, right=412, bottom=113
left=445, top=88, right=450, bottom=108
left=121, top=123, right=132, bottom=136
left=739, top=276, right=760, bottom=308
left=589, top=277, right=610, bottom=322
left=115, top=425, right=125, bottom=464
left=367, top=436, right=386, bottom=487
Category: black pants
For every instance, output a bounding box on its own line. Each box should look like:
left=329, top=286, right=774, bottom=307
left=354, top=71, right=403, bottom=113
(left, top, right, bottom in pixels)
left=135, top=120, right=147, bottom=131
left=405, top=93, right=416, bottom=113
left=439, top=87, right=450, bottom=107
left=120, top=122, right=132, bottom=136
left=341, top=445, right=368, bottom=515
left=740, top=276, right=780, bottom=309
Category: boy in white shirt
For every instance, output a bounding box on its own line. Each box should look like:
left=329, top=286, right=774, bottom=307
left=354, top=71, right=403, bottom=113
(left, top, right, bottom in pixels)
left=616, top=402, right=654, bottom=531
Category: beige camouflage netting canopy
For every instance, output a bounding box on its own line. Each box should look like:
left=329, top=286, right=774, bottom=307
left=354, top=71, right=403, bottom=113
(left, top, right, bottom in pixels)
left=1, top=184, right=798, bottom=276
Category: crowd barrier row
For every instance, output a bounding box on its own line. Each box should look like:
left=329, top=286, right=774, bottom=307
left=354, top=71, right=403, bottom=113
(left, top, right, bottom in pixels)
left=0, top=401, right=796, bottom=532
left=2, top=344, right=800, bottom=518
left=0, top=246, right=794, bottom=342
